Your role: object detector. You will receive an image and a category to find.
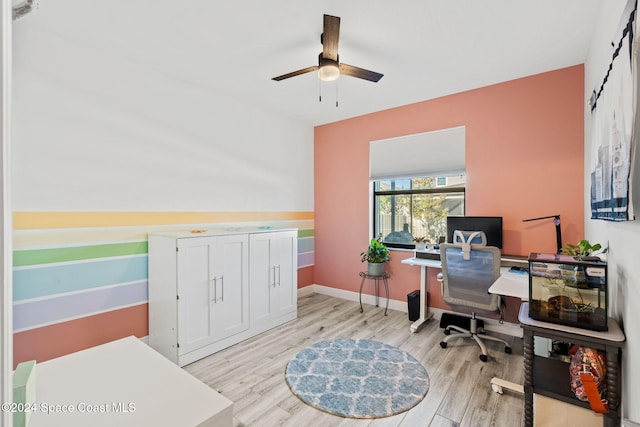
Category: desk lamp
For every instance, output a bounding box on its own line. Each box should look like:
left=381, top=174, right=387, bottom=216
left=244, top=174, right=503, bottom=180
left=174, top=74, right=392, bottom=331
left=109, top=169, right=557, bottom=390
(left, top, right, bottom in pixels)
left=522, top=214, right=562, bottom=254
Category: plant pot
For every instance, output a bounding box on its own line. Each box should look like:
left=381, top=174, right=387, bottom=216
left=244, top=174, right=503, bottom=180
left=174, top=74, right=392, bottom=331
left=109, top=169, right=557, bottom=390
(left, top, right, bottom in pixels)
left=367, top=262, right=385, bottom=276
left=415, top=242, right=427, bottom=251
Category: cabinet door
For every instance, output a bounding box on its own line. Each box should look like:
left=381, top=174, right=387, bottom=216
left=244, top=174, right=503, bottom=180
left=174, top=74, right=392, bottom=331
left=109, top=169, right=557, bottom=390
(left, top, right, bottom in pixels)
left=250, top=231, right=297, bottom=323
left=177, top=234, right=249, bottom=354
left=176, top=236, right=217, bottom=355
left=210, top=234, right=249, bottom=341
left=249, top=233, right=274, bottom=323
left=270, top=231, right=297, bottom=316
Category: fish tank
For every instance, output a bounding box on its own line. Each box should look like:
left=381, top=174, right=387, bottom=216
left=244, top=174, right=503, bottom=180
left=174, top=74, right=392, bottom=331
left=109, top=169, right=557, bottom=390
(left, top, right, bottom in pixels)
left=528, top=253, right=608, bottom=331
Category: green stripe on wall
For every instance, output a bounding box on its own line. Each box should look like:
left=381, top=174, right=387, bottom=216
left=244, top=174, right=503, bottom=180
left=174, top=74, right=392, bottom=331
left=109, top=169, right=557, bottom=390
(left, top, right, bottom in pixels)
left=298, top=229, right=314, bottom=238
left=14, top=241, right=148, bottom=267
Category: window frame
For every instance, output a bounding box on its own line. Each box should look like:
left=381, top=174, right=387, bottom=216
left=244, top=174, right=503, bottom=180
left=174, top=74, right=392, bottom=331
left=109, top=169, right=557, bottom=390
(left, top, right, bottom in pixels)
left=372, top=179, right=466, bottom=249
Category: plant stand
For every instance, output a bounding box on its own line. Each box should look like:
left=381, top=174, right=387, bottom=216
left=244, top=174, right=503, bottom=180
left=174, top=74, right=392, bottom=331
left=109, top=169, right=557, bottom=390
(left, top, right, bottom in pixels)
left=358, top=271, right=390, bottom=316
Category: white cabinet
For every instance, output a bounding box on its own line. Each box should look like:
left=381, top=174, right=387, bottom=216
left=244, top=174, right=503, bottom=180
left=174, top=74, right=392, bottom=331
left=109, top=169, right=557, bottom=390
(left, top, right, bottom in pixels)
left=250, top=231, right=297, bottom=333
left=149, top=229, right=297, bottom=366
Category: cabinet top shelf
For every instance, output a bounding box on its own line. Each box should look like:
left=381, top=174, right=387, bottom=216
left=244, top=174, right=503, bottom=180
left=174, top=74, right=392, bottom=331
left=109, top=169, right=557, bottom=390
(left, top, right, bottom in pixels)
left=149, top=227, right=298, bottom=239
left=519, top=303, right=625, bottom=343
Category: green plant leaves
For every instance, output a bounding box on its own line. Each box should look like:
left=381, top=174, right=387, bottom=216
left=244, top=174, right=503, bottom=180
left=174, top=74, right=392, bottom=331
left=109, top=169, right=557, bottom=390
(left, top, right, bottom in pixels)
left=561, top=239, right=602, bottom=257
left=360, top=237, right=390, bottom=263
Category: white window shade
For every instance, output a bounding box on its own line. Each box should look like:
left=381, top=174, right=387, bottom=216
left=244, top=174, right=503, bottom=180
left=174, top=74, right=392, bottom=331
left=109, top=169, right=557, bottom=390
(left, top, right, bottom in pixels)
left=369, top=126, right=465, bottom=180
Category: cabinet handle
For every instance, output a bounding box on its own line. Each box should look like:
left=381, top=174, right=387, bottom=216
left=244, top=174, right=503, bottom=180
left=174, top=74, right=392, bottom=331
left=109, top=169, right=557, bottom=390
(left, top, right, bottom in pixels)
left=218, top=275, right=224, bottom=302
left=210, top=278, right=217, bottom=303
left=277, top=265, right=281, bottom=287
left=271, top=266, right=276, bottom=287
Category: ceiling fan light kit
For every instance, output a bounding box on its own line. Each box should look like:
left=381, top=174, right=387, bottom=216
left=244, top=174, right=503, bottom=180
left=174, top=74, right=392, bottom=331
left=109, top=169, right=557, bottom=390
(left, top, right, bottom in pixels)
left=272, top=14, right=383, bottom=85
left=318, top=55, right=340, bottom=82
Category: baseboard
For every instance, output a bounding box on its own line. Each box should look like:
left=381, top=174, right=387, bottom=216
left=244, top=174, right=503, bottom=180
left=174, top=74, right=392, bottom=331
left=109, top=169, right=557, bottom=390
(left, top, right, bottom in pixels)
left=299, top=284, right=523, bottom=338
left=299, top=283, right=408, bottom=312
left=623, top=419, right=640, bottom=427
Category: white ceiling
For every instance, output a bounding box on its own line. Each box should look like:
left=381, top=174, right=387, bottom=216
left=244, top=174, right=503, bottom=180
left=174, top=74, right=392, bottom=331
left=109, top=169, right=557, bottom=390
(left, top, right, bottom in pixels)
left=15, top=0, right=603, bottom=127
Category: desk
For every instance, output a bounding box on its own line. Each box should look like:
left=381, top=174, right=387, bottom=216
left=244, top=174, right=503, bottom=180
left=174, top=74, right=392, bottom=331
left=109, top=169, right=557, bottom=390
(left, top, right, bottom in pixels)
left=488, top=270, right=529, bottom=300
left=403, top=255, right=530, bottom=396
left=401, top=255, right=529, bottom=333
left=28, top=336, right=233, bottom=427
left=486, top=268, right=529, bottom=395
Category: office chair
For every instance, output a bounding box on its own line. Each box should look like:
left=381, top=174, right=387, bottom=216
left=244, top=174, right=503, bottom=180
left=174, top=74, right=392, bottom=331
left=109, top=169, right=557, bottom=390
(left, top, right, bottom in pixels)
left=437, top=241, right=512, bottom=362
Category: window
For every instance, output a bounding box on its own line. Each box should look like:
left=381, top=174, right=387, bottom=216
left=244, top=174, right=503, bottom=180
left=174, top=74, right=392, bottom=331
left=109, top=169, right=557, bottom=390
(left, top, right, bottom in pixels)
left=373, top=175, right=465, bottom=248
left=369, top=126, right=466, bottom=247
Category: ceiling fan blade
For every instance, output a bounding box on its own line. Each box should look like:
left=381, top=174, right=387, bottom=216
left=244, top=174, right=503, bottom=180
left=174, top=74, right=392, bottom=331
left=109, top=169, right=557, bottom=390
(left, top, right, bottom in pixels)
left=272, top=66, right=319, bottom=81
left=339, top=63, right=384, bottom=82
left=322, top=14, right=340, bottom=61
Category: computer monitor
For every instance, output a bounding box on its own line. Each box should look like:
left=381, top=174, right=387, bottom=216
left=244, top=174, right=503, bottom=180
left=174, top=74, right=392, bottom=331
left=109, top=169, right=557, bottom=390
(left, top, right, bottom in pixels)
left=446, top=216, right=503, bottom=249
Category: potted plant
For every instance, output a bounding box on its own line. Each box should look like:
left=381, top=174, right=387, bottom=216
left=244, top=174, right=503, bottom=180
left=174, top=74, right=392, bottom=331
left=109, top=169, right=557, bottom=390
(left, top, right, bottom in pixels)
left=413, top=236, right=429, bottom=251
left=561, top=240, right=603, bottom=261
left=560, top=240, right=606, bottom=290
left=361, top=236, right=390, bottom=276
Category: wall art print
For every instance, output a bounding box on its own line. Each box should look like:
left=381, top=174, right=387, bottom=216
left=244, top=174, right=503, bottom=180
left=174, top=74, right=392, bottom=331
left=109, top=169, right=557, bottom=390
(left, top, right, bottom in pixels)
left=590, top=0, right=638, bottom=221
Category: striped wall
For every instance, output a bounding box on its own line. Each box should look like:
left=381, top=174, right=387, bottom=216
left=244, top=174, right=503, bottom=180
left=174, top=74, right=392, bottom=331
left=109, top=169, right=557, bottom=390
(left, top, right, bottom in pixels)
left=13, top=211, right=314, bottom=366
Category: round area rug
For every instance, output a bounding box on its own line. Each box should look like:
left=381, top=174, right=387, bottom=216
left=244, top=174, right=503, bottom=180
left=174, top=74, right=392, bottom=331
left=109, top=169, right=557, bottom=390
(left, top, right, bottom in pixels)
left=285, top=338, right=430, bottom=418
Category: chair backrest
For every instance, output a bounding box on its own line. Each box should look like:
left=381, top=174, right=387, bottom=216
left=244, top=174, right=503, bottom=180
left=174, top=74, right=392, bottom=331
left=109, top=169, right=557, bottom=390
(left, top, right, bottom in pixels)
left=440, top=242, right=502, bottom=312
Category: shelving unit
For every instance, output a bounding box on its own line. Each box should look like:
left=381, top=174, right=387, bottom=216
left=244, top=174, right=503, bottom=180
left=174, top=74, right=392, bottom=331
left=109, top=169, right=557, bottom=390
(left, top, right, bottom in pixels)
left=519, top=303, right=625, bottom=427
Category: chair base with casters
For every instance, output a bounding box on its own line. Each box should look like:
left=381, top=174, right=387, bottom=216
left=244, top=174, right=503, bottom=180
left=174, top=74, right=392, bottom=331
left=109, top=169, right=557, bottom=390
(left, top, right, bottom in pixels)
left=439, top=312, right=512, bottom=362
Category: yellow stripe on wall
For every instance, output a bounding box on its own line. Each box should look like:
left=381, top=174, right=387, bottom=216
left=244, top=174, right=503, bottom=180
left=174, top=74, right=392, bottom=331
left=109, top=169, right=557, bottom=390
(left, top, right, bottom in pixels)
left=14, top=219, right=315, bottom=249
left=14, top=211, right=314, bottom=230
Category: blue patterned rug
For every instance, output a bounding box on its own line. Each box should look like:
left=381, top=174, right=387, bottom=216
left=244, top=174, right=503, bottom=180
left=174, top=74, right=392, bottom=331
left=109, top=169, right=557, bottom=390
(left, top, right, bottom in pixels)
left=285, top=338, right=430, bottom=418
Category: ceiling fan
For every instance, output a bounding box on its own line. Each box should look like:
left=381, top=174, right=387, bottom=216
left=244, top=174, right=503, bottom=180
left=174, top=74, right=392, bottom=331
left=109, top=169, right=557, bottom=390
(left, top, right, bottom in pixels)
left=272, top=14, right=384, bottom=83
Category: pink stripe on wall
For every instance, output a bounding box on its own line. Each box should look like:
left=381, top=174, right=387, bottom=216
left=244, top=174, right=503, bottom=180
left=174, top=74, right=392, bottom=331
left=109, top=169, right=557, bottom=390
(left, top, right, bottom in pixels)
left=298, top=265, right=314, bottom=288
left=13, top=304, right=148, bottom=368
left=313, top=65, right=585, bottom=322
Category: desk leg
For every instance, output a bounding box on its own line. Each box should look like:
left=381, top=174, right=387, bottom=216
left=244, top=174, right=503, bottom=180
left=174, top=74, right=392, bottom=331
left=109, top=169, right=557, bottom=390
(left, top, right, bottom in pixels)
left=490, top=377, right=524, bottom=395
left=410, top=265, right=433, bottom=333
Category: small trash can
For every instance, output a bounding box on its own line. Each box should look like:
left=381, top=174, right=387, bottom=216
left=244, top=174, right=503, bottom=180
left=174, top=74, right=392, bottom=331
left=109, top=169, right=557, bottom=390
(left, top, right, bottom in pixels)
left=407, top=290, right=420, bottom=321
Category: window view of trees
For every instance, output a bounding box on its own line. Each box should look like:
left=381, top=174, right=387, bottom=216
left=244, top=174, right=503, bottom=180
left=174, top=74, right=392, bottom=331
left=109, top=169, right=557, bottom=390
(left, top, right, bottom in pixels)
left=374, top=176, right=465, bottom=247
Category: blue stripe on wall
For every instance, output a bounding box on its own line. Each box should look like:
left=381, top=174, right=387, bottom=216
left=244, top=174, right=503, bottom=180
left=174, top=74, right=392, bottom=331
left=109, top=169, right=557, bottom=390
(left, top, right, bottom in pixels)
left=13, top=256, right=148, bottom=301
left=298, top=237, right=314, bottom=254
left=13, top=280, right=148, bottom=332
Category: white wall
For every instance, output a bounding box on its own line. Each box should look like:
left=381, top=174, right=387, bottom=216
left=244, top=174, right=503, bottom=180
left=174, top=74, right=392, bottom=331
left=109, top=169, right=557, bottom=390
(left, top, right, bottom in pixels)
left=1, top=1, right=12, bottom=425
left=11, top=5, right=314, bottom=212
left=584, top=0, right=640, bottom=422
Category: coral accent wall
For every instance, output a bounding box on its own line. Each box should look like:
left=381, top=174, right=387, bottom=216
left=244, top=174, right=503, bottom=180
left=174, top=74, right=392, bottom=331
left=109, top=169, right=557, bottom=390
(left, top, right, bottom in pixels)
left=313, top=65, right=584, bottom=321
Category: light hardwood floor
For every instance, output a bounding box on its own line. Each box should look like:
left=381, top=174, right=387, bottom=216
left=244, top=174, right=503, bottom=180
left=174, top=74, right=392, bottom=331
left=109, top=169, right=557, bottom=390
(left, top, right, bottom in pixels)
left=184, top=292, right=525, bottom=427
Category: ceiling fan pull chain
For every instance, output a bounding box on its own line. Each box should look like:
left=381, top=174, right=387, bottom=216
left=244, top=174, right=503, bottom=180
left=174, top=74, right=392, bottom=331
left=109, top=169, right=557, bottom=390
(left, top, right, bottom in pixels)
left=336, top=80, right=339, bottom=107
left=319, top=80, right=322, bottom=103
